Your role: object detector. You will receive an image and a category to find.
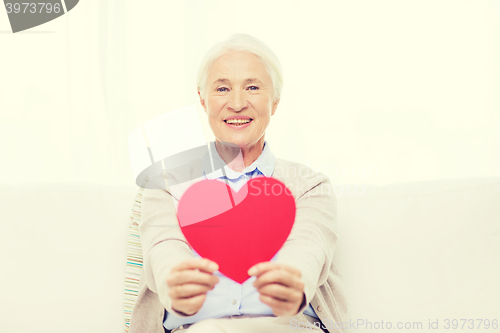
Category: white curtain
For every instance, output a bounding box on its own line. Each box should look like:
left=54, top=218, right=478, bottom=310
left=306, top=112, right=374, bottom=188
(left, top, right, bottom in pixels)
left=1, top=0, right=499, bottom=188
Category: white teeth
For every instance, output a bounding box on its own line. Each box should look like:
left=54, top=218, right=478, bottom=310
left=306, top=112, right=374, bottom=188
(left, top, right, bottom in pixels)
left=226, top=119, right=251, bottom=125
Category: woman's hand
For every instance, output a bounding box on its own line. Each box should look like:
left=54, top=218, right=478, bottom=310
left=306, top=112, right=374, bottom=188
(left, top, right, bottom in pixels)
left=166, top=258, right=219, bottom=316
left=248, top=262, right=306, bottom=316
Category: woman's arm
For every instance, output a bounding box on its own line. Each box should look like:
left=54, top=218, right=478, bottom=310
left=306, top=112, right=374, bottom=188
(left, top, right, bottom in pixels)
left=139, top=183, right=195, bottom=316
left=274, top=172, right=338, bottom=314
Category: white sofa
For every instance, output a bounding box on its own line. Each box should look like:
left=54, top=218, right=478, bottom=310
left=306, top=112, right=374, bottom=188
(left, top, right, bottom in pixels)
left=1, top=177, right=499, bottom=333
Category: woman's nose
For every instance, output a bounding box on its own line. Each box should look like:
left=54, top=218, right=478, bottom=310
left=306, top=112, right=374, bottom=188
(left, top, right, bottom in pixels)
left=228, top=90, right=247, bottom=112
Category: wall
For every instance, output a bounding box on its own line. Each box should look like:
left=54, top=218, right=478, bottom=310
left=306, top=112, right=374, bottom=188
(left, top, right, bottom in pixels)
left=1, top=0, right=498, bottom=188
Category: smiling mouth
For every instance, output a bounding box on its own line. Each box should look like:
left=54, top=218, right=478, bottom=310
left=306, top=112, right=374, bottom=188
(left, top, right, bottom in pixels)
left=224, top=119, right=253, bottom=126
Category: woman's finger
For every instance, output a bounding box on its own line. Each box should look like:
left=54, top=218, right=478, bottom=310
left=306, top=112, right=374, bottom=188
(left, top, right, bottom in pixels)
left=172, top=293, right=207, bottom=316
left=253, top=268, right=303, bottom=291
left=167, top=269, right=219, bottom=288
left=256, top=282, right=302, bottom=302
left=249, top=262, right=301, bottom=278
left=258, top=293, right=300, bottom=316
left=168, top=282, right=215, bottom=299
left=171, top=258, right=219, bottom=274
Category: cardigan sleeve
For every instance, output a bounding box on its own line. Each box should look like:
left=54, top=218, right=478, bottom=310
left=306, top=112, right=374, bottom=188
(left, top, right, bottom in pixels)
left=139, top=179, right=196, bottom=318
left=275, top=172, right=338, bottom=314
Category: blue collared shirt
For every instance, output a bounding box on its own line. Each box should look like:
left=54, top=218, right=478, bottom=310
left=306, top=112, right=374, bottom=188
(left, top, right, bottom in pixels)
left=164, top=141, right=318, bottom=330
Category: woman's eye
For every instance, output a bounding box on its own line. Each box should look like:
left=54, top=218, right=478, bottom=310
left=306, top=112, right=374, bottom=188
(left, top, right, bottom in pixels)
left=217, top=87, right=229, bottom=92
left=248, top=86, right=259, bottom=91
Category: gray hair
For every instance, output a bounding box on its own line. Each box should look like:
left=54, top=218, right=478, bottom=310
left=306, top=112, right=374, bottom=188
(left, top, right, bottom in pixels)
left=196, top=33, right=283, bottom=101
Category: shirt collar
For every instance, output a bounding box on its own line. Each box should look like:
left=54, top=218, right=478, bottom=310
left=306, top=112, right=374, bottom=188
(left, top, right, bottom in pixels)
left=202, top=141, right=275, bottom=180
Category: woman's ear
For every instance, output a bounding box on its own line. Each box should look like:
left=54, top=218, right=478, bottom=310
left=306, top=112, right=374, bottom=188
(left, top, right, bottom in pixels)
left=198, top=90, right=207, bottom=112
left=271, top=99, right=280, bottom=116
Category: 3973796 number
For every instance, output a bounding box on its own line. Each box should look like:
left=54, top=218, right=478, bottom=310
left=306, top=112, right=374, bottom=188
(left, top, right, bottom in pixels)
left=444, top=319, right=498, bottom=330
left=4, top=2, right=62, bottom=14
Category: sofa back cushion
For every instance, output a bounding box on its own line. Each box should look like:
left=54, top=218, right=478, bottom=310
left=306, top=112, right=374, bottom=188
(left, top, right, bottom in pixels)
left=334, top=178, right=500, bottom=329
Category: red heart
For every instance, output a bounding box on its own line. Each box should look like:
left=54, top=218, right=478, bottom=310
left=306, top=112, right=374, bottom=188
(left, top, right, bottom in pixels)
left=177, top=177, right=296, bottom=283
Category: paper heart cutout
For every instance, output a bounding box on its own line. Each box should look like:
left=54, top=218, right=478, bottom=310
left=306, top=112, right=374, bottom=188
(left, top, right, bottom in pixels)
left=177, top=177, right=296, bottom=283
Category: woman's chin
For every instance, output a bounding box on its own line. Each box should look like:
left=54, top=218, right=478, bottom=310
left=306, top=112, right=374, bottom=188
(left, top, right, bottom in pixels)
left=216, top=132, right=265, bottom=150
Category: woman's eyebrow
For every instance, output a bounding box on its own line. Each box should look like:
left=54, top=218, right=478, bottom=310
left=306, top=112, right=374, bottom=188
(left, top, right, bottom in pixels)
left=213, top=78, right=231, bottom=85
left=212, top=78, right=263, bottom=85
left=244, top=78, right=263, bottom=84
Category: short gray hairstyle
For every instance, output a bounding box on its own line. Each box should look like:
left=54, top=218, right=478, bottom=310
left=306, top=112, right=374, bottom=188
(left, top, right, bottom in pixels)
left=196, top=33, right=283, bottom=101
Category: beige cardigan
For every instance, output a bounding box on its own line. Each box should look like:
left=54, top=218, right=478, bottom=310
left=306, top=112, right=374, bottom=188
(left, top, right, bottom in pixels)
left=128, top=158, right=348, bottom=333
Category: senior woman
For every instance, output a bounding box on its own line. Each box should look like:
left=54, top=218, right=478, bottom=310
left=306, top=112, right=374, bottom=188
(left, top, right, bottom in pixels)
left=128, top=34, right=347, bottom=333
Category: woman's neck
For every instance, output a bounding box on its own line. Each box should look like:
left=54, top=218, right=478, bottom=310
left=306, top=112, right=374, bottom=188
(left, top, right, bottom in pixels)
left=214, top=139, right=265, bottom=173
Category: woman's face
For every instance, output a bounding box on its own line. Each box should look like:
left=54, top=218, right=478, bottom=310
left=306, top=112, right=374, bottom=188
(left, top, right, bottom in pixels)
left=199, top=50, right=279, bottom=150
